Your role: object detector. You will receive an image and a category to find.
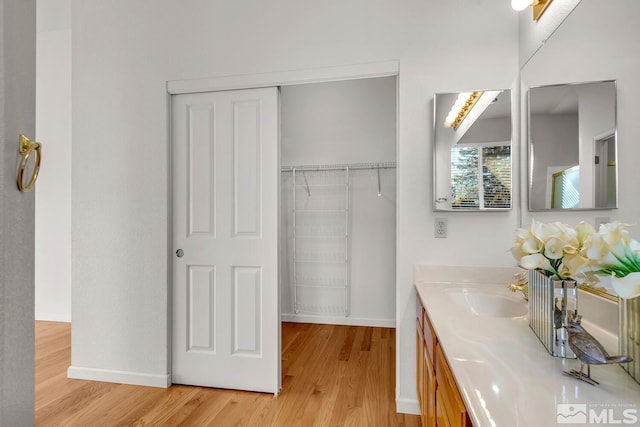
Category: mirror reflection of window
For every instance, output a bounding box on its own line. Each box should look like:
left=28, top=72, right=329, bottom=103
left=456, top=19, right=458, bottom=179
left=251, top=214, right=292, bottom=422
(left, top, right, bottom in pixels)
left=451, top=144, right=511, bottom=209
left=551, top=165, right=579, bottom=208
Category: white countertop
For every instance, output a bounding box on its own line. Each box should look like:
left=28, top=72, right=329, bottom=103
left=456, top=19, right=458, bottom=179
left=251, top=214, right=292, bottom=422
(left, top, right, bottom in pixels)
left=415, top=277, right=640, bottom=427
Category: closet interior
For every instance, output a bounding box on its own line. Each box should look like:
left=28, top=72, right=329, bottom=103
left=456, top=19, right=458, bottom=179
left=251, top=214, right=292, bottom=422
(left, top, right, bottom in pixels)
left=279, top=76, right=397, bottom=327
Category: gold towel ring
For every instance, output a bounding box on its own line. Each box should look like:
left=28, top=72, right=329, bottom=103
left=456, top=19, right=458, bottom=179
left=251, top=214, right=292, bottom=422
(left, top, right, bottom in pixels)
left=17, top=134, right=42, bottom=192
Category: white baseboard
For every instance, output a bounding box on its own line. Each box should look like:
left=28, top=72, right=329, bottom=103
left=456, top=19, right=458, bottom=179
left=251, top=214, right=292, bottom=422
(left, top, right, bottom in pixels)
left=281, top=313, right=395, bottom=328
left=396, top=397, right=421, bottom=415
left=67, top=365, right=170, bottom=388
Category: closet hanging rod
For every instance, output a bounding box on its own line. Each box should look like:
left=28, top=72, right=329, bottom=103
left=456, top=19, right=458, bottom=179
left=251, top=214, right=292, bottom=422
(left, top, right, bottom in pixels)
left=281, top=161, right=396, bottom=172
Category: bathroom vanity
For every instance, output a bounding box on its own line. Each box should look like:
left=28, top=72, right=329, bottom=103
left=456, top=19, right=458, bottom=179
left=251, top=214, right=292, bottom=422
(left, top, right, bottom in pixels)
left=415, top=265, right=640, bottom=427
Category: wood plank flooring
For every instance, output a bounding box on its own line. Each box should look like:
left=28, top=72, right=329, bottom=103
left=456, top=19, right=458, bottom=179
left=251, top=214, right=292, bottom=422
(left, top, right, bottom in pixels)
left=35, top=321, right=420, bottom=426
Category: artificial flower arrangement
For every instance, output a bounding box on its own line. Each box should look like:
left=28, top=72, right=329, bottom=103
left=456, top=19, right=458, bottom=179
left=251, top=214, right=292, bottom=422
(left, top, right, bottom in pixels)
left=512, top=220, right=640, bottom=299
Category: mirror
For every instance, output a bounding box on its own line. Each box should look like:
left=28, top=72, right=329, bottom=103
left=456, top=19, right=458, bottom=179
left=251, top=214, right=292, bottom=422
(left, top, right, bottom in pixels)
left=528, top=80, right=617, bottom=211
left=519, top=0, right=639, bottom=301
left=433, top=90, right=512, bottom=211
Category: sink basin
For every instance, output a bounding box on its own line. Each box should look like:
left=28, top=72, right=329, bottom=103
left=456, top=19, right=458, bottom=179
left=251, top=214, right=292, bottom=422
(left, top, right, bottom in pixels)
left=446, top=288, right=527, bottom=318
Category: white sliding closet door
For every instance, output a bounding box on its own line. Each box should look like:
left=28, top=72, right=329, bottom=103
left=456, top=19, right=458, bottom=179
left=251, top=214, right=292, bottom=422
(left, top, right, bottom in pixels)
left=171, top=87, right=280, bottom=393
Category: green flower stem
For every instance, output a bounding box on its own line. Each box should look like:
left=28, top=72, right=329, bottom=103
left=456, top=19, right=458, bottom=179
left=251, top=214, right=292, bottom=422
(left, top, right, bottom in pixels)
left=605, top=250, right=640, bottom=277
left=545, top=256, right=566, bottom=280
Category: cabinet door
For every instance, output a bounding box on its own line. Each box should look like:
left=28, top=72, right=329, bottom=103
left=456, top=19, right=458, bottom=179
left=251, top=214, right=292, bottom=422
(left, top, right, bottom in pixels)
left=417, top=296, right=437, bottom=427
left=417, top=320, right=425, bottom=413
left=436, top=388, right=452, bottom=427
left=424, top=346, right=436, bottom=427
left=435, top=345, right=470, bottom=427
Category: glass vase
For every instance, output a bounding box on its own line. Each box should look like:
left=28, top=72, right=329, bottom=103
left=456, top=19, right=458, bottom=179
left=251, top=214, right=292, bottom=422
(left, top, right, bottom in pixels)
left=619, top=296, right=640, bottom=384
left=528, top=269, right=578, bottom=358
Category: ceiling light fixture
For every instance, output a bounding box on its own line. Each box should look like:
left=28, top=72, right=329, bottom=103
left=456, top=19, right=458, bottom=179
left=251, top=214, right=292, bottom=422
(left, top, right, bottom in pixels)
left=444, top=91, right=484, bottom=129
left=511, top=0, right=553, bottom=21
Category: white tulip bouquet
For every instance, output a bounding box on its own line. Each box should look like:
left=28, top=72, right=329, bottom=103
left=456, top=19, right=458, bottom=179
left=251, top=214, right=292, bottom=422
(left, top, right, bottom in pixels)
left=512, top=220, right=640, bottom=298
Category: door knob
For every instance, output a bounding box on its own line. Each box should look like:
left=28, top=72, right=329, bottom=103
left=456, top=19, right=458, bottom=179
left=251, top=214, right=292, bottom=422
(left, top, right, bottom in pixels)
left=176, top=249, right=184, bottom=258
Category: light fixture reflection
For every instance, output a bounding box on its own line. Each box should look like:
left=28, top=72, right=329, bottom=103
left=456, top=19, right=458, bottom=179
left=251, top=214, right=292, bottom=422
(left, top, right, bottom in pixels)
left=444, top=91, right=483, bottom=129
left=474, top=389, right=498, bottom=427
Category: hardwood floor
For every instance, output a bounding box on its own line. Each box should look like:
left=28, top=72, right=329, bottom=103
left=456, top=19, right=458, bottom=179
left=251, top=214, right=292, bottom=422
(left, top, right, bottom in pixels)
left=35, top=321, right=420, bottom=426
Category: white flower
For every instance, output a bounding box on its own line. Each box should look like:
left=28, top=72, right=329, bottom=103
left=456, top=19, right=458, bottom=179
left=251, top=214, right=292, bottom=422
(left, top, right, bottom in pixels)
left=544, top=237, right=568, bottom=260
left=610, top=272, right=640, bottom=299
left=579, top=221, right=640, bottom=299
left=519, top=253, right=553, bottom=271
left=562, top=252, right=590, bottom=279
left=522, top=237, right=542, bottom=254
left=585, top=233, right=618, bottom=263
left=576, top=221, right=596, bottom=243
left=511, top=220, right=588, bottom=279
left=599, top=221, right=631, bottom=246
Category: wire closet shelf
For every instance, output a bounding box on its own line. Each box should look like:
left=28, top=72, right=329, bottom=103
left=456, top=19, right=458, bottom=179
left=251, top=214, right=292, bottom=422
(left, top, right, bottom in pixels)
left=283, top=161, right=395, bottom=317
left=281, top=161, right=396, bottom=172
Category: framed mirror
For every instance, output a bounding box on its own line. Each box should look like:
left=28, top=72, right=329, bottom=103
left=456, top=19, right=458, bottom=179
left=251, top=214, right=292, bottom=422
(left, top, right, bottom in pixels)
left=528, top=80, right=617, bottom=211
left=433, top=90, right=512, bottom=211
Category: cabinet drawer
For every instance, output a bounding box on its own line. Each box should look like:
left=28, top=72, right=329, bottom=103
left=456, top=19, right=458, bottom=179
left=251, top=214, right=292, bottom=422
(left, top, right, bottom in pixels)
left=417, top=295, right=424, bottom=330
left=436, top=345, right=470, bottom=427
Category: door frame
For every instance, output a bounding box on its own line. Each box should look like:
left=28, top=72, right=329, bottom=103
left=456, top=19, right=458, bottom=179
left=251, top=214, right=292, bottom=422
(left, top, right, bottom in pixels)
left=166, top=60, right=400, bottom=386
left=592, top=128, right=616, bottom=208
left=167, top=61, right=399, bottom=95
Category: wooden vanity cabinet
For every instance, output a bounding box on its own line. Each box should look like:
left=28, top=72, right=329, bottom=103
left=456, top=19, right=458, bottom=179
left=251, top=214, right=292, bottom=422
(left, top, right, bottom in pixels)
left=416, top=296, right=472, bottom=427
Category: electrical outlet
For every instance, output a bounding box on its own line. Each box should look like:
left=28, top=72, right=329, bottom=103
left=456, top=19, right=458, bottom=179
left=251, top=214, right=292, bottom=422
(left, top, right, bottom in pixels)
left=595, top=217, right=610, bottom=229
left=435, top=218, right=447, bottom=238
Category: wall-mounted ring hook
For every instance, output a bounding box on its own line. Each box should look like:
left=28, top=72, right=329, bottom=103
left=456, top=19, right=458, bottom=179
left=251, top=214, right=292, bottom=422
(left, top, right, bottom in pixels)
left=17, top=134, right=42, bottom=192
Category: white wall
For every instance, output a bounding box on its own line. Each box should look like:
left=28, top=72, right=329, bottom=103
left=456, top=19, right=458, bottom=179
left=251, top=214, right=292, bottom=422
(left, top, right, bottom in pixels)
left=281, top=78, right=396, bottom=166
left=518, top=0, right=582, bottom=66
left=35, top=0, right=72, bottom=322
left=0, top=0, right=36, bottom=424
left=577, top=82, right=615, bottom=208
left=280, top=77, right=396, bottom=326
left=530, top=113, right=579, bottom=209
left=70, top=0, right=518, bottom=412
